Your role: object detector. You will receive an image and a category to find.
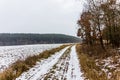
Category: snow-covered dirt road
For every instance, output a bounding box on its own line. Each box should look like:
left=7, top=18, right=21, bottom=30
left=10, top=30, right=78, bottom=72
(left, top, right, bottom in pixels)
left=16, top=45, right=84, bottom=80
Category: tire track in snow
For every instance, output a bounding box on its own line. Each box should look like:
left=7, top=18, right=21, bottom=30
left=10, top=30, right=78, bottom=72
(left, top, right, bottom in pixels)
left=67, top=45, right=83, bottom=80
left=16, top=46, right=70, bottom=80
left=38, top=47, right=71, bottom=80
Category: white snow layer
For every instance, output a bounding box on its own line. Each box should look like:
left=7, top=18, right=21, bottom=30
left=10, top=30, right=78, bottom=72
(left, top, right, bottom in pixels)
left=16, top=45, right=84, bottom=80
left=67, top=46, right=83, bottom=80
left=0, top=44, right=62, bottom=72
left=16, top=46, right=69, bottom=80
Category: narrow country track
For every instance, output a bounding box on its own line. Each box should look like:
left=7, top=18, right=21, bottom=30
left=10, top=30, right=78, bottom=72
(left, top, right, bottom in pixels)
left=16, top=45, right=84, bottom=80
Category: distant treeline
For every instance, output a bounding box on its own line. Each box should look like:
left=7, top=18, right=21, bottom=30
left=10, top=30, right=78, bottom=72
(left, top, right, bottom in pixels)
left=0, top=33, right=80, bottom=46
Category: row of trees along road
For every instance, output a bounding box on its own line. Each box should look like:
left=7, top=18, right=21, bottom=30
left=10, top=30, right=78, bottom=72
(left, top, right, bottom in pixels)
left=77, top=0, right=120, bottom=49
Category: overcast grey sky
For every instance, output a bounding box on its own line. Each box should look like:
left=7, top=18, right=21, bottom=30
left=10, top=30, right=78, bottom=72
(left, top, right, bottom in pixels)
left=0, top=0, right=83, bottom=36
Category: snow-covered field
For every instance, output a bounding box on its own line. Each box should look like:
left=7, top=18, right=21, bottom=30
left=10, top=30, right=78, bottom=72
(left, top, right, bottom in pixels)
left=16, top=45, right=84, bottom=80
left=0, top=44, right=62, bottom=72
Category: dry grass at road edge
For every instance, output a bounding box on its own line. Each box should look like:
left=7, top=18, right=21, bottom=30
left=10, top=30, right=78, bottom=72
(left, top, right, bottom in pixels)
left=76, top=44, right=108, bottom=80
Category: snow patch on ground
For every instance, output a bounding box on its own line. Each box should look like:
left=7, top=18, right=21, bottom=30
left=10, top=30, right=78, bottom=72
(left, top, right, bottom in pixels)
left=96, top=55, right=120, bottom=79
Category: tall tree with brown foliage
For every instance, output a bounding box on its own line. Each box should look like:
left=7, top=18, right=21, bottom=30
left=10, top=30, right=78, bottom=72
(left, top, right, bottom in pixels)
left=77, top=0, right=120, bottom=49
